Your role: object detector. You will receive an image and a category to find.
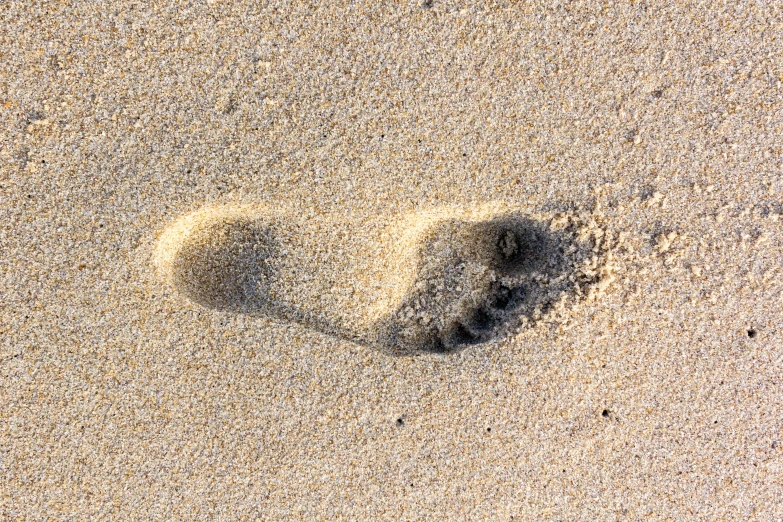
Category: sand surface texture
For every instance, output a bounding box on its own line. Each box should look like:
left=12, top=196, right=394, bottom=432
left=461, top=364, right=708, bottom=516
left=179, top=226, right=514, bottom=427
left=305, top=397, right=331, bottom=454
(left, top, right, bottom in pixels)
left=2, top=1, right=783, bottom=519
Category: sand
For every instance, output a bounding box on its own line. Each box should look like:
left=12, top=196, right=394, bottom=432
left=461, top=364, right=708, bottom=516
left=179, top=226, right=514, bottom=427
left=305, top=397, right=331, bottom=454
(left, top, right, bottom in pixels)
left=2, top=1, right=782, bottom=519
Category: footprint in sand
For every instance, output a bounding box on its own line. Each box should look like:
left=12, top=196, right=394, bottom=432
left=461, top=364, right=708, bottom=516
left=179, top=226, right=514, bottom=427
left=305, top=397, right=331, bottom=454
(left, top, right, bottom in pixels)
left=154, top=204, right=614, bottom=355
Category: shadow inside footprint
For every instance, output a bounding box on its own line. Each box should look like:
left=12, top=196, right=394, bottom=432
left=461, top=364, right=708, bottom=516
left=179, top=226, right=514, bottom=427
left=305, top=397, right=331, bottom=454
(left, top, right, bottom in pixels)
left=160, top=211, right=280, bottom=313
left=156, top=207, right=358, bottom=340
left=373, top=213, right=579, bottom=355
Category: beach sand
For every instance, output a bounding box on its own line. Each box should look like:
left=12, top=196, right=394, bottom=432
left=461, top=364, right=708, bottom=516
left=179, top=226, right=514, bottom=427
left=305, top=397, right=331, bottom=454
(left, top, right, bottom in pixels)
left=2, top=1, right=782, bottom=519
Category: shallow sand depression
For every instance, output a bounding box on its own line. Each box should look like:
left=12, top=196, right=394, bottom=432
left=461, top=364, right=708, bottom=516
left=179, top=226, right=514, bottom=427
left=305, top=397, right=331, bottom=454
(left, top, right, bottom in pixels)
left=154, top=203, right=616, bottom=354
left=2, top=1, right=783, bottom=520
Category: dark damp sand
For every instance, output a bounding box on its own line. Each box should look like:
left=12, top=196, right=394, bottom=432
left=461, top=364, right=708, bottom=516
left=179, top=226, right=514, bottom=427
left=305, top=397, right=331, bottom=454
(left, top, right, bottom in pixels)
left=2, top=1, right=782, bottom=519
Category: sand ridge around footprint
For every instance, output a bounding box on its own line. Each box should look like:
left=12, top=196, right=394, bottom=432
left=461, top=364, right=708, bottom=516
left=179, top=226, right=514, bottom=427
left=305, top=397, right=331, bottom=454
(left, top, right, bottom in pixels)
left=154, top=203, right=617, bottom=355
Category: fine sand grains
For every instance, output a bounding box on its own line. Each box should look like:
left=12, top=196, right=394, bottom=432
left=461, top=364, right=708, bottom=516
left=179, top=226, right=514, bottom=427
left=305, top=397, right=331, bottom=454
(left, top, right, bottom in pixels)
left=4, top=1, right=782, bottom=518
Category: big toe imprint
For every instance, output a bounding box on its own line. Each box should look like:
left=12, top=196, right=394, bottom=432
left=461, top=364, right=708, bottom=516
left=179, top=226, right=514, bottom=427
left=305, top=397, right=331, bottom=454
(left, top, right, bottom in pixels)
left=155, top=205, right=614, bottom=355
